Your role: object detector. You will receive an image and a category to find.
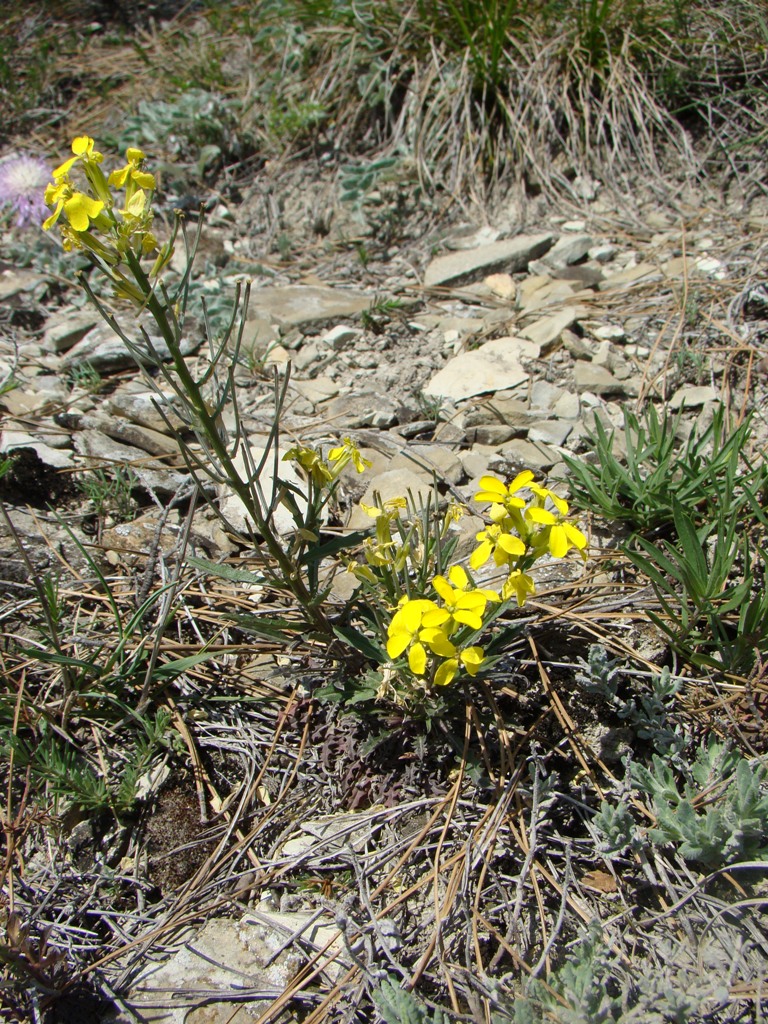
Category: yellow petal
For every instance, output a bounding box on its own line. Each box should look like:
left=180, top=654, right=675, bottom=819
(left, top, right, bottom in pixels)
left=409, top=642, right=427, bottom=675
left=431, top=575, right=454, bottom=603
left=549, top=525, right=568, bottom=558
left=64, top=193, right=104, bottom=232
left=421, top=628, right=456, bottom=658
left=422, top=606, right=450, bottom=628
left=526, top=506, right=556, bottom=525
left=108, top=166, right=130, bottom=188
left=497, top=533, right=526, bottom=556
left=434, top=659, right=458, bottom=686
left=469, top=541, right=491, bottom=571
left=386, top=633, right=411, bottom=659
left=564, top=522, right=588, bottom=550
left=460, top=646, right=485, bottom=676
left=72, top=136, right=94, bottom=155
left=508, top=470, right=535, bottom=492
left=477, top=475, right=507, bottom=497
left=132, top=169, right=155, bottom=190
left=448, top=564, right=469, bottom=589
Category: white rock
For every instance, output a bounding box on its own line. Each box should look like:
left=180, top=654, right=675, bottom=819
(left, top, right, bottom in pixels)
left=424, top=233, right=554, bottom=287
left=423, top=338, right=528, bottom=402
left=668, top=385, right=719, bottom=410
left=321, top=324, right=361, bottom=350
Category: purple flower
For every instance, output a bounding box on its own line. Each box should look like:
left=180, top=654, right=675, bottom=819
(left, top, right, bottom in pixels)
left=0, top=153, right=51, bottom=228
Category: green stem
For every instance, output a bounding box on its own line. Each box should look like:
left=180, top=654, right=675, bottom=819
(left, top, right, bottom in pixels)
left=120, top=250, right=331, bottom=634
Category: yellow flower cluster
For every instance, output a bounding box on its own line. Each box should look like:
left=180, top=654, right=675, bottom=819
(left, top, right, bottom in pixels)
left=42, top=137, right=160, bottom=283
left=386, top=564, right=497, bottom=687
left=283, top=437, right=371, bottom=487
left=381, top=471, right=587, bottom=691
left=470, top=471, right=587, bottom=604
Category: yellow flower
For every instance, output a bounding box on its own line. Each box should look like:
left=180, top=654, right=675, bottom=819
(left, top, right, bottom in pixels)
left=386, top=599, right=455, bottom=675
left=433, top=646, right=486, bottom=686
left=43, top=180, right=104, bottom=232
left=528, top=482, right=569, bottom=516
left=361, top=496, right=406, bottom=519
left=525, top=507, right=587, bottom=558
left=474, top=471, right=533, bottom=514
left=428, top=564, right=499, bottom=631
left=108, top=148, right=156, bottom=191
left=327, top=437, right=371, bottom=475
left=501, top=569, right=535, bottom=606
left=52, top=135, right=103, bottom=181
left=469, top=523, right=526, bottom=570
left=282, top=445, right=333, bottom=486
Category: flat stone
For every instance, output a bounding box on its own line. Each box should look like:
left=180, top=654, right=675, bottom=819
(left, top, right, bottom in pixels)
left=423, top=338, right=528, bottom=402
left=73, top=431, right=190, bottom=496
left=530, top=381, right=565, bottom=411
left=517, top=275, right=583, bottom=312
left=573, top=362, right=633, bottom=396
left=115, top=918, right=286, bottom=1023
left=106, top=390, right=185, bottom=434
left=491, top=438, right=559, bottom=472
left=0, top=387, right=57, bottom=417
left=589, top=243, right=618, bottom=263
left=62, top=321, right=202, bottom=373
left=325, top=390, right=398, bottom=428
left=289, top=375, right=339, bottom=405
left=444, top=224, right=501, bottom=250
left=424, top=233, right=553, bottom=288
left=519, top=307, right=582, bottom=350
left=668, top=385, right=719, bottom=410
left=0, top=430, right=74, bottom=469
left=598, top=263, right=661, bottom=291
left=389, top=444, right=463, bottom=485
left=281, top=809, right=381, bottom=858
left=484, top=272, right=517, bottom=300
left=528, top=419, right=573, bottom=446
left=410, top=314, right=486, bottom=336
left=0, top=269, right=45, bottom=301
left=585, top=323, right=626, bottom=343
left=539, top=234, right=593, bottom=269
left=321, top=324, right=361, bottom=350
left=489, top=335, right=541, bottom=360
left=42, top=312, right=99, bottom=353
left=101, top=509, right=182, bottom=564
left=465, top=423, right=519, bottom=446
left=76, top=413, right=180, bottom=457
left=463, top=395, right=531, bottom=429
left=246, top=285, right=372, bottom=328
left=553, top=391, right=581, bottom=419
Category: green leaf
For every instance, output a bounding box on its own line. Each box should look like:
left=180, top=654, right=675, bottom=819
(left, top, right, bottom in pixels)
left=188, top=555, right=267, bottom=587
left=300, top=529, right=370, bottom=566
left=332, top=623, right=386, bottom=663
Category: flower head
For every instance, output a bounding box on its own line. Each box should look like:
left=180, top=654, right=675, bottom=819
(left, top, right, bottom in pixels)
left=0, top=154, right=50, bottom=228
left=108, top=148, right=155, bottom=192
left=283, top=444, right=333, bottom=486
left=428, top=564, right=499, bottom=632
left=43, top=179, right=105, bottom=233
left=501, top=569, right=536, bottom=606
left=475, top=471, right=533, bottom=514
left=525, top=506, right=588, bottom=558
left=434, top=646, right=486, bottom=686
left=470, top=523, right=526, bottom=570
left=386, top=598, right=455, bottom=675
left=327, top=437, right=371, bottom=475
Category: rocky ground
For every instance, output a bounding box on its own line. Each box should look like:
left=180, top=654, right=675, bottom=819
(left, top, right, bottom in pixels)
left=2, top=59, right=768, bottom=1024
